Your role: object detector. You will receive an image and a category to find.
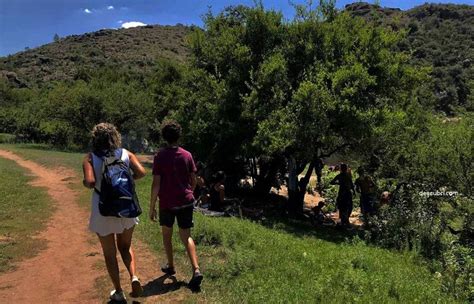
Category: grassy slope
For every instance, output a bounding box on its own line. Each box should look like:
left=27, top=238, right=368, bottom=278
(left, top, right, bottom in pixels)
left=0, top=144, right=457, bottom=303
left=0, top=155, right=52, bottom=272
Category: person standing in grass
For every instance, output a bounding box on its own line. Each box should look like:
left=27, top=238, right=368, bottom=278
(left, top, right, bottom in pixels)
left=82, top=123, right=146, bottom=302
left=149, top=120, right=203, bottom=289
left=314, top=158, right=324, bottom=190
left=330, top=163, right=355, bottom=227
left=355, top=167, right=377, bottom=221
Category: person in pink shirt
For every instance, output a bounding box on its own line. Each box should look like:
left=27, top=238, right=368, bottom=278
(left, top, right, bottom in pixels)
left=149, top=120, right=203, bottom=289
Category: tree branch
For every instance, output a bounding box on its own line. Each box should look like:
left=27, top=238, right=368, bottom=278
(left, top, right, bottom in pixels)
left=320, top=143, right=351, bottom=158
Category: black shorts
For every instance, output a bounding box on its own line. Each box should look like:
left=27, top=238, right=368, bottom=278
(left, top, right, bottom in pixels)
left=159, top=206, right=194, bottom=229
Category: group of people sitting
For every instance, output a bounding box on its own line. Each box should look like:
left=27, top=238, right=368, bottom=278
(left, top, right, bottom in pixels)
left=194, top=169, right=228, bottom=212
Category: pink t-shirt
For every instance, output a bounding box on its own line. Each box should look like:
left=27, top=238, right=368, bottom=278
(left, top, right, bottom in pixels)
left=152, top=147, right=197, bottom=210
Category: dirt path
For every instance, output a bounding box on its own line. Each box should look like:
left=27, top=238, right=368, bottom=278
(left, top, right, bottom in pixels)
left=0, top=150, right=194, bottom=303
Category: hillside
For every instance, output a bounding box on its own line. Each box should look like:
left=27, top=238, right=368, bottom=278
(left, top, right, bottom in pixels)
left=1, top=3, right=473, bottom=112
left=346, top=2, right=474, bottom=112
left=0, top=24, right=191, bottom=86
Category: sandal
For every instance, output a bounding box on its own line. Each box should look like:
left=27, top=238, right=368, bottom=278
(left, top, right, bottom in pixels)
left=161, top=264, right=176, bottom=276
left=189, top=269, right=203, bottom=289
left=109, top=290, right=126, bottom=302
left=130, top=276, right=143, bottom=297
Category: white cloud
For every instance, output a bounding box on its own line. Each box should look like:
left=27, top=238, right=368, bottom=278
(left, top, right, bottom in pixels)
left=84, top=8, right=92, bottom=14
left=118, top=20, right=124, bottom=24
left=121, top=21, right=147, bottom=29
left=107, top=5, right=114, bottom=10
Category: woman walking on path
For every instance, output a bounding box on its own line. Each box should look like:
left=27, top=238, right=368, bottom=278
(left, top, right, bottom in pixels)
left=149, top=120, right=203, bottom=290
left=82, top=123, right=146, bottom=302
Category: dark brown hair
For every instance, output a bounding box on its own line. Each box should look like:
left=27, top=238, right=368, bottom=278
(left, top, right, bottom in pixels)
left=161, top=120, right=182, bottom=144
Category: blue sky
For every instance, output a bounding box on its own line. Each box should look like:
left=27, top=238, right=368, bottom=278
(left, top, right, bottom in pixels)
left=0, top=0, right=473, bottom=56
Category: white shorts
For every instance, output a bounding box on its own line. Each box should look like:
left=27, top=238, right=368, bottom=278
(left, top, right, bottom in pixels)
left=89, top=193, right=139, bottom=236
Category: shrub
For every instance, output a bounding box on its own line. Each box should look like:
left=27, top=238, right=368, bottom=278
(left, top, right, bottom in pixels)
left=368, top=183, right=473, bottom=301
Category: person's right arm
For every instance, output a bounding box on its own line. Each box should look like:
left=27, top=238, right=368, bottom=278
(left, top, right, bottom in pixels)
left=82, top=153, right=95, bottom=189
left=330, top=174, right=340, bottom=185
left=190, top=172, right=197, bottom=191
left=149, top=152, right=161, bottom=222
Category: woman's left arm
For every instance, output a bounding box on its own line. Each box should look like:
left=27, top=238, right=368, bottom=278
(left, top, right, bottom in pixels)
left=128, top=151, right=146, bottom=180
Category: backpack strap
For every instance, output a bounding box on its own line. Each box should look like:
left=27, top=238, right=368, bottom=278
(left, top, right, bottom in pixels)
left=92, top=149, right=122, bottom=194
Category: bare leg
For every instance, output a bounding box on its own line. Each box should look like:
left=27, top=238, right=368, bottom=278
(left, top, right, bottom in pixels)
left=179, top=228, right=199, bottom=271
left=162, top=226, right=174, bottom=268
left=117, top=225, right=136, bottom=279
left=98, top=233, right=122, bottom=292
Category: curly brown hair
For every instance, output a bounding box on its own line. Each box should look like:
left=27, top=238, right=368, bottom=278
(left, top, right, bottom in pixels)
left=91, top=123, right=122, bottom=152
left=161, top=120, right=182, bottom=144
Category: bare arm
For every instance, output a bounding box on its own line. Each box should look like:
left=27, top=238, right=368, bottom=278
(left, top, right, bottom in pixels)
left=149, top=175, right=161, bottom=221
left=82, top=153, right=95, bottom=189
left=219, top=185, right=225, bottom=203
left=190, top=172, right=197, bottom=191
left=354, top=179, right=361, bottom=193
left=128, top=151, right=146, bottom=180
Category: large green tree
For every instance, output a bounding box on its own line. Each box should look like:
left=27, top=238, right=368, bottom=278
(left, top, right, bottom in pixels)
left=167, top=3, right=427, bottom=213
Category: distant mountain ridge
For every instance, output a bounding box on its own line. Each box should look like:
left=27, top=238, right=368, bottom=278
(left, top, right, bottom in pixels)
left=1, top=3, right=472, bottom=111
left=345, top=2, right=474, bottom=111
left=0, top=24, right=191, bottom=85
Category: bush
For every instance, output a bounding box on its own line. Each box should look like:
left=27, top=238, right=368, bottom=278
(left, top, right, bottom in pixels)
left=367, top=183, right=473, bottom=301
left=0, top=133, right=15, bottom=144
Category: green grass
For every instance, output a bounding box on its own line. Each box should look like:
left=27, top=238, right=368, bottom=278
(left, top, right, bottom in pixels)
left=0, top=134, right=16, bottom=144
left=0, top=156, right=52, bottom=272
left=0, top=144, right=458, bottom=303
left=134, top=175, right=457, bottom=303
left=0, top=144, right=90, bottom=208
left=0, top=143, right=84, bottom=170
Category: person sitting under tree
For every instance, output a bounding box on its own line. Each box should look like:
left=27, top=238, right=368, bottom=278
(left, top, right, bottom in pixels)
left=330, top=163, right=355, bottom=227
left=209, top=171, right=226, bottom=212
left=194, top=161, right=209, bottom=207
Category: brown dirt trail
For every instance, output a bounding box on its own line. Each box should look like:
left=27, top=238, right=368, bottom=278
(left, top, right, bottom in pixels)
left=0, top=150, right=194, bottom=303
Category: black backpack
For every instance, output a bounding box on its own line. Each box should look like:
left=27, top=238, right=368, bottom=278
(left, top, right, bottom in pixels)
left=94, top=149, right=142, bottom=218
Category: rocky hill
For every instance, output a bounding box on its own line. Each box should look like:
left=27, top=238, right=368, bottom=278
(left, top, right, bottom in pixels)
left=1, top=3, right=472, bottom=112
left=0, top=24, right=191, bottom=86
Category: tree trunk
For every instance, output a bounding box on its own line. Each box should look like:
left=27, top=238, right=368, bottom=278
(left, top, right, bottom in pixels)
left=287, top=158, right=315, bottom=217
left=254, top=157, right=282, bottom=197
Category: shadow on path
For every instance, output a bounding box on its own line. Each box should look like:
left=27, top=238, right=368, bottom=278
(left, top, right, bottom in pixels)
left=142, top=274, right=188, bottom=297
